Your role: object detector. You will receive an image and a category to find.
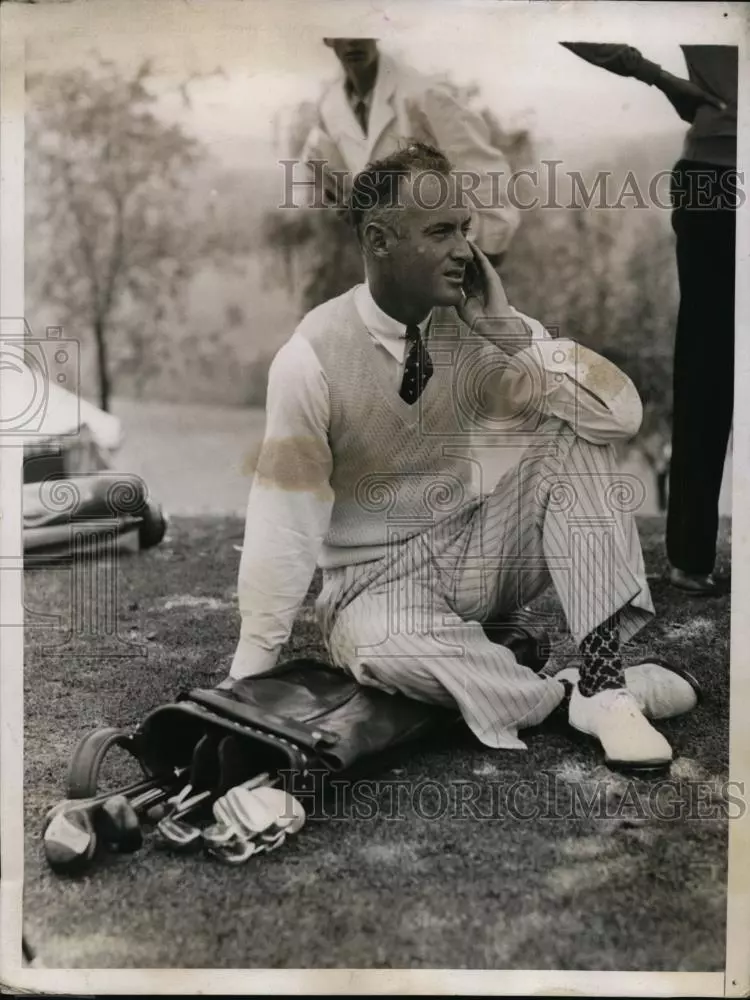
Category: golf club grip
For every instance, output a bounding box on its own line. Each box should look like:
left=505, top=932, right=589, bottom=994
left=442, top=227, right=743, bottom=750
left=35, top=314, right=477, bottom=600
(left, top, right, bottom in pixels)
left=130, top=784, right=174, bottom=812
left=56, top=767, right=189, bottom=820
left=172, top=788, right=213, bottom=820
left=65, top=777, right=161, bottom=814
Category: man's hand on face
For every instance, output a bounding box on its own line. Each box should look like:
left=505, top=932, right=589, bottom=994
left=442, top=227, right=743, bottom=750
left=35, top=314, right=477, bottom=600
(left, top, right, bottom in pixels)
left=456, top=243, right=509, bottom=326
left=456, top=244, right=532, bottom=355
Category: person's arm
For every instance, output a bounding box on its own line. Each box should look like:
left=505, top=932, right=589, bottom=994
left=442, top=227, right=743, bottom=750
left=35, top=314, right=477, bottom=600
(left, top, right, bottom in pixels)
left=562, top=44, right=726, bottom=124
left=229, top=337, right=334, bottom=680
left=458, top=247, right=641, bottom=442
left=299, top=92, right=353, bottom=207
left=457, top=243, right=533, bottom=355
left=478, top=320, right=643, bottom=444
left=300, top=122, right=351, bottom=205
left=419, top=83, right=521, bottom=256
left=647, top=66, right=726, bottom=125
left=506, top=328, right=643, bottom=444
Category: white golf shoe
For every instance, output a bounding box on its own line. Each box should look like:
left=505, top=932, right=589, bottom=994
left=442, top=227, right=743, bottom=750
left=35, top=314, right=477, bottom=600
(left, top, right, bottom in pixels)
left=568, top=686, right=673, bottom=769
left=555, top=659, right=701, bottom=720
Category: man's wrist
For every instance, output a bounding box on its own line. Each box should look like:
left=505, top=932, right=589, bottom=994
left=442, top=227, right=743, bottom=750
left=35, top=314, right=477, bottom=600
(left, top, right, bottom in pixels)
left=229, top=642, right=280, bottom=680
left=472, top=316, right=533, bottom=357
left=636, top=59, right=665, bottom=87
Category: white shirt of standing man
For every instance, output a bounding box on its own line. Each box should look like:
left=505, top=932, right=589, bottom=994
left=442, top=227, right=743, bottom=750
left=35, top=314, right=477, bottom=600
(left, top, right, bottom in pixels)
left=299, top=38, right=521, bottom=259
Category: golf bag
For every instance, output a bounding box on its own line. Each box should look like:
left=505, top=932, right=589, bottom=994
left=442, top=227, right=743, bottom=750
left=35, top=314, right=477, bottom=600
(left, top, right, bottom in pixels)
left=44, top=611, right=549, bottom=872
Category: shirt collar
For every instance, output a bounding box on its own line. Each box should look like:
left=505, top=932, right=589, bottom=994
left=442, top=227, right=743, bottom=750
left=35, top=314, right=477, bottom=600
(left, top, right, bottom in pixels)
left=354, top=283, right=432, bottom=363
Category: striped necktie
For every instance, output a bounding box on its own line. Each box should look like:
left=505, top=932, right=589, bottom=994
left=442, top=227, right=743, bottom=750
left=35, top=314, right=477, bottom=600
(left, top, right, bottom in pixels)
left=399, top=323, right=434, bottom=405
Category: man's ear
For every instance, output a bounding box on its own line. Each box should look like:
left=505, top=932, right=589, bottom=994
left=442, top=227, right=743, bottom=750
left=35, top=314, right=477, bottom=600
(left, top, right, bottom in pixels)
left=362, top=221, right=393, bottom=258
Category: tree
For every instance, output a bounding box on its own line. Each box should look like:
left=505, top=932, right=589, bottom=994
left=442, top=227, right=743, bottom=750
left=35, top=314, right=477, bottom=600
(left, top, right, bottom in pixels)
left=25, top=60, right=243, bottom=411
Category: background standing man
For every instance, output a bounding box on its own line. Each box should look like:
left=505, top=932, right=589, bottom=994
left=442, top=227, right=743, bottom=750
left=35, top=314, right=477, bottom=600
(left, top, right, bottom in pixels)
left=664, top=46, right=737, bottom=595
left=300, top=37, right=520, bottom=268
left=561, top=43, right=738, bottom=595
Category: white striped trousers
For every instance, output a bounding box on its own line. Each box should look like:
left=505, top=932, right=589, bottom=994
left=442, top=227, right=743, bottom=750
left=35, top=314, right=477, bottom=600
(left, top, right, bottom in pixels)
left=315, top=418, right=655, bottom=749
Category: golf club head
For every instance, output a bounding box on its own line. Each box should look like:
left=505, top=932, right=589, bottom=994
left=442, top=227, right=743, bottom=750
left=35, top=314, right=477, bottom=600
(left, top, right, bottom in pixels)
left=98, top=795, right=144, bottom=853
left=258, top=829, right=287, bottom=854
left=144, top=802, right=170, bottom=825
left=213, top=785, right=280, bottom=838
left=202, top=820, right=238, bottom=847
left=155, top=815, right=203, bottom=852
left=206, top=835, right=264, bottom=865
left=42, top=805, right=97, bottom=874
left=250, top=786, right=306, bottom=836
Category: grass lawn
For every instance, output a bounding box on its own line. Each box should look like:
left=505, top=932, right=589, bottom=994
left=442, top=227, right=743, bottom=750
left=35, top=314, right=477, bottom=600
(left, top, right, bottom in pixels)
left=23, top=515, right=731, bottom=970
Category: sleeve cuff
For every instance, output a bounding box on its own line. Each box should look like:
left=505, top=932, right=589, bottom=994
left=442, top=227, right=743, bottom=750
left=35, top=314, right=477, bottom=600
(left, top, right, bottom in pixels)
left=229, top=642, right=281, bottom=680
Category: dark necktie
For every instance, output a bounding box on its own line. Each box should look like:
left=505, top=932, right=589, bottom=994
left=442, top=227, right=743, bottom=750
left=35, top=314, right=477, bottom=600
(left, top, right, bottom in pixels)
left=353, top=97, right=369, bottom=135
left=399, top=323, right=434, bottom=405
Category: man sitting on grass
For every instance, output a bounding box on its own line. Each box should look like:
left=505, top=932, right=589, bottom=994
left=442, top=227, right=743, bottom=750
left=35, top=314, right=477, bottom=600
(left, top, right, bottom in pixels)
left=225, top=141, right=698, bottom=771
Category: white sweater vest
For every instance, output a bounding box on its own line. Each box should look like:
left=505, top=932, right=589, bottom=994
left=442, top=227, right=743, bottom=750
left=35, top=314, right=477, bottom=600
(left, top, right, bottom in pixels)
left=298, top=288, right=502, bottom=566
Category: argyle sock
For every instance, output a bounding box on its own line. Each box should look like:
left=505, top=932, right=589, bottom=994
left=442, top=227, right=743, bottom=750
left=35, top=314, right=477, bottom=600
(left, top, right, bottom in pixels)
left=578, top=613, right=626, bottom=697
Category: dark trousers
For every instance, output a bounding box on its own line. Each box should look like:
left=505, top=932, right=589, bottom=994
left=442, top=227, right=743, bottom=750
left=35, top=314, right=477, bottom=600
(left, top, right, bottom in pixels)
left=666, top=159, right=736, bottom=574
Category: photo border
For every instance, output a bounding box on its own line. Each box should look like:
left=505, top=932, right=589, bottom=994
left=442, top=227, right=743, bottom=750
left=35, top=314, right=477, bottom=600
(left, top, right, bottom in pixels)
left=1, top=1, right=747, bottom=994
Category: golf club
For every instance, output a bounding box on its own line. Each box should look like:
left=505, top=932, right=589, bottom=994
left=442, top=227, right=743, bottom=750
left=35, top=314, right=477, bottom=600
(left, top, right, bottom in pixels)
left=42, top=769, right=186, bottom=874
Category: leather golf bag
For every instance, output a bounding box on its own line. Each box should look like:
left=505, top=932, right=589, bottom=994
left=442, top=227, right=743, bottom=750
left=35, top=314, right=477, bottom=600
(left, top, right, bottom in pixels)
left=45, top=612, right=549, bottom=872
left=118, top=610, right=549, bottom=791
